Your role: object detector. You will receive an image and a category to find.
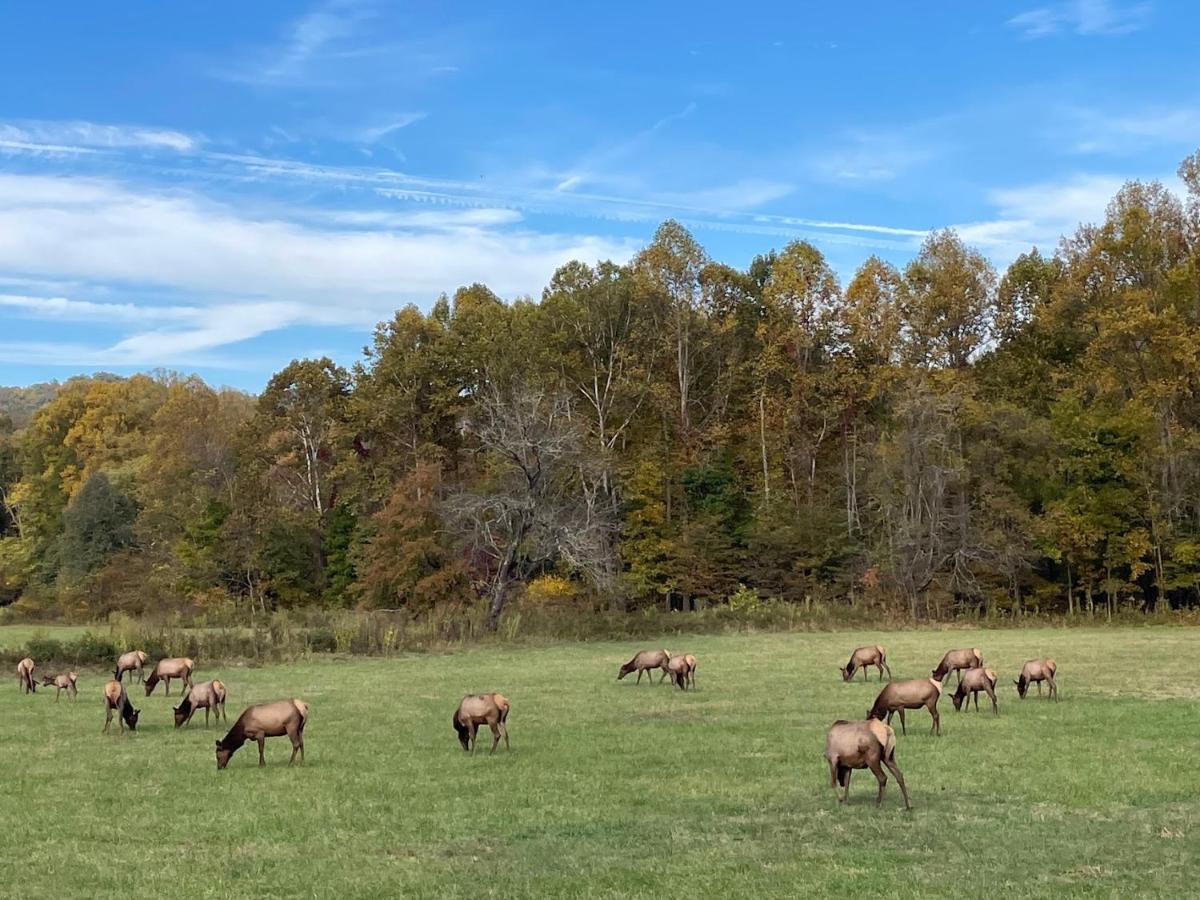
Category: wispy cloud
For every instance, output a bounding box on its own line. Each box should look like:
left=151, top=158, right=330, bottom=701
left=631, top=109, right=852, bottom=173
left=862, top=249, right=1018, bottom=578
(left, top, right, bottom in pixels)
left=356, top=112, right=426, bottom=143
left=1007, top=0, right=1151, bottom=39
left=1063, top=104, right=1200, bottom=154
left=0, top=119, right=199, bottom=156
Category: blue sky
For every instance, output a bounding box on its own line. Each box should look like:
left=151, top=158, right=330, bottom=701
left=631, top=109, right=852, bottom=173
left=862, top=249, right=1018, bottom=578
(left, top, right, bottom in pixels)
left=0, top=0, right=1197, bottom=390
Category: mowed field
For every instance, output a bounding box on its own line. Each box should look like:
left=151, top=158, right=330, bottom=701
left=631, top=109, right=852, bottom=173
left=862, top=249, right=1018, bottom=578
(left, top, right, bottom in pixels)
left=2, top=627, right=1198, bottom=898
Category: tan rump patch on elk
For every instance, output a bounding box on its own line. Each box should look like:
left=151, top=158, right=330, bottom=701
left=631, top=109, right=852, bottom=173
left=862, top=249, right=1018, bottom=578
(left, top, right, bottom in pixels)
left=928, top=678, right=943, bottom=693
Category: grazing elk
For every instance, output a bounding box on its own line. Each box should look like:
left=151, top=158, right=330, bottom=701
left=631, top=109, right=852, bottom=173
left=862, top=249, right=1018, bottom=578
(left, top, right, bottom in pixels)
left=41, top=672, right=79, bottom=701
left=215, top=699, right=308, bottom=769
left=144, top=657, right=194, bottom=697
left=1015, top=658, right=1058, bottom=701
left=951, top=667, right=998, bottom=715
left=114, top=650, right=147, bottom=683
left=666, top=655, right=692, bottom=691
left=102, top=680, right=140, bottom=734
left=617, top=649, right=671, bottom=684
left=683, top=654, right=697, bottom=689
left=453, top=693, right=511, bottom=753
left=868, top=677, right=943, bottom=736
left=825, top=719, right=911, bottom=810
left=932, top=648, right=983, bottom=687
left=841, top=645, right=892, bottom=683
left=173, top=680, right=228, bottom=728
left=16, top=657, right=36, bottom=694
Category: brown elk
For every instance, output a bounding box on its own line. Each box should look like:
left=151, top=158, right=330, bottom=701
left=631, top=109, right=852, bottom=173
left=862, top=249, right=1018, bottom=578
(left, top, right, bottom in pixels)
left=102, top=680, right=140, bottom=734
left=16, top=657, right=36, bottom=694
left=951, top=667, right=998, bottom=715
left=868, top=677, right=943, bottom=736
left=617, top=649, right=671, bottom=684
left=215, top=699, right=308, bottom=769
left=453, top=693, right=511, bottom=753
left=41, top=672, right=78, bottom=701
left=173, top=680, right=228, bottom=728
left=666, top=655, right=692, bottom=691
left=1015, top=658, right=1058, bottom=701
left=683, top=653, right=697, bottom=689
left=144, top=657, right=194, bottom=696
left=932, top=648, right=983, bottom=686
left=825, top=719, right=911, bottom=810
left=840, top=645, right=892, bottom=682
left=114, top=650, right=147, bottom=683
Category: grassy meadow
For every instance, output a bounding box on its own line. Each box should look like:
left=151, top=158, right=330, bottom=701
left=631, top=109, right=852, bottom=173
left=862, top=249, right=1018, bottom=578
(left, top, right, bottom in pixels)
left=2, top=626, right=1198, bottom=898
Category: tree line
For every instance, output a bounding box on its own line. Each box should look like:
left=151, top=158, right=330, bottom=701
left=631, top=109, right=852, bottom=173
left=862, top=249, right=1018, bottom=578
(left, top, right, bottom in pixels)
left=3, top=150, right=1200, bottom=625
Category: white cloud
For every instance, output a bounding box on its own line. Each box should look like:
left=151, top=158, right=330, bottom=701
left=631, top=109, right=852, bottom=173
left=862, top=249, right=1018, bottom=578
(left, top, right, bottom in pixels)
left=0, top=293, right=200, bottom=323
left=0, top=119, right=199, bottom=155
left=356, top=113, right=426, bottom=143
left=1008, top=0, right=1151, bottom=38
left=1066, top=105, right=1200, bottom=155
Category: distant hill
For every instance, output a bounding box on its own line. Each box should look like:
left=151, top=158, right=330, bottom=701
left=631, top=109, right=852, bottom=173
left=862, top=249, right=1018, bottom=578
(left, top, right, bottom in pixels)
left=0, top=381, right=61, bottom=426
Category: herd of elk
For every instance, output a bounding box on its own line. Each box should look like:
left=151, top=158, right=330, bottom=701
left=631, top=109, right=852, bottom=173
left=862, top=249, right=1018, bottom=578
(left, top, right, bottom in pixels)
left=41, top=672, right=78, bottom=701
left=144, top=657, right=194, bottom=696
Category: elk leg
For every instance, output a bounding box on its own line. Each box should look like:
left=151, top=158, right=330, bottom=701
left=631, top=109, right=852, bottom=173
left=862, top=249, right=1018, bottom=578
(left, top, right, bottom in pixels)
left=501, top=720, right=510, bottom=750
left=103, top=706, right=113, bottom=734
left=1050, top=677, right=1058, bottom=702
left=489, top=722, right=501, bottom=754
left=468, top=722, right=478, bottom=752
left=862, top=667, right=868, bottom=683
left=986, top=684, right=998, bottom=715
left=930, top=704, right=940, bottom=736
left=867, top=759, right=888, bottom=806
left=841, top=768, right=853, bottom=804
left=883, top=756, right=912, bottom=810
left=972, top=691, right=978, bottom=712
left=287, top=724, right=301, bottom=766
left=257, top=736, right=266, bottom=767
left=898, top=708, right=906, bottom=735
left=882, top=661, right=893, bottom=681
left=635, top=670, right=643, bottom=685
left=1037, top=681, right=1042, bottom=696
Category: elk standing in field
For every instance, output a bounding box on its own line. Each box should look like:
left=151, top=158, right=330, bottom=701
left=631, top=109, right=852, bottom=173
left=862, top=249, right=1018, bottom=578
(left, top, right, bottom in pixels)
left=868, top=677, right=943, bottom=736
left=41, top=672, right=78, bottom=701
left=683, top=654, right=697, bottom=689
left=951, top=667, right=998, bottom=715
left=841, top=645, right=892, bottom=682
left=1015, top=658, right=1058, bottom=701
left=453, top=693, right=510, bottom=753
left=144, top=657, right=194, bottom=696
left=16, top=657, right=36, bottom=694
left=215, top=699, right=308, bottom=769
left=102, top=680, right=140, bottom=734
left=825, top=719, right=911, bottom=810
left=932, top=648, right=983, bottom=687
left=666, top=655, right=692, bottom=691
left=174, top=680, right=228, bottom=728
left=114, top=650, right=147, bottom=683
left=617, top=649, right=671, bottom=684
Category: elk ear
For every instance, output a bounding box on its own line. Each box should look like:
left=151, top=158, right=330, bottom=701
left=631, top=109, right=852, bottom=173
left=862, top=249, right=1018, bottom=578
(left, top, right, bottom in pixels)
left=215, top=740, right=221, bottom=748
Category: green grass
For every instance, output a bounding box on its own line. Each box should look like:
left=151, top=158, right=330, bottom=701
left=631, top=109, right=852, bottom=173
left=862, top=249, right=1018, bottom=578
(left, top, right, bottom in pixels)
left=0, top=623, right=92, bottom=648
left=2, top=627, right=1198, bottom=898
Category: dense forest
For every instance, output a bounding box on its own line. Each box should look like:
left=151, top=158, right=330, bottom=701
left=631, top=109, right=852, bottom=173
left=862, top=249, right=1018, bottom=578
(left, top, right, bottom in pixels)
left=3, top=151, right=1200, bottom=625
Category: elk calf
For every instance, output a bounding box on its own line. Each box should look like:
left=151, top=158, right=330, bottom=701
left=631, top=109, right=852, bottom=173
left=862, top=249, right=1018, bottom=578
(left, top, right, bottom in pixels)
left=215, top=699, right=308, bottom=769
left=41, top=672, right=78, bottom=702
left=174, top=680, right=228, bottom=728
left=617, top=649, right=671, bottom=684
left=114, top=650, right=147, bottom=683
left=666, top=655, right=692, bottom=691
left=825, top=719, right=911, bottom=809
left=841, top=645, right=892, bottom=682
left=145, top=657, right=195, bottom=696
left=16, top=657, right=36, bottom=694
left=1015, top=658, right=1058, bottom=701
left=453, top=693, right=510, bottom=753
left=102, top=680, right=140, bottom=734
left=951, top=667, right=998, bottom=715
left=932, top=648, right=983, bottom=686
left=868, top=677, right=943, bottom=736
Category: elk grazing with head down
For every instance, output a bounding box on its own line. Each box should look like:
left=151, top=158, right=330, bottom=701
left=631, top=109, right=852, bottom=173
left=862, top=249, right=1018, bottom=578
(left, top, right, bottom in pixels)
left=144, top=657, right=194, bottom=696
left=932, top=648, right=983, bottom=687
left=666, top=655, right=692, bottom=691
left=453, top=693, right=510, bottom=753
left=951, top=667, right=998, bottom=715
left=16, top=657, right=36, bottom=694
left=1015, top=658, right=1058, bottom=701
left=174, top=680, right=228, bottom=728
left=215, top=699, right=308, bottom=769
left=102, top=680, right=140, bottom=734
left=825, top=719, right=911, bottom=810
left=41, top=672, right=78, bottom=701
left=617, top=649, right=671, bottom=684
left=868, top=677, right=943, bottom=736
left=114, top=650, right=147, bottom=683
left=841, top=645, right=892, bottom=682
